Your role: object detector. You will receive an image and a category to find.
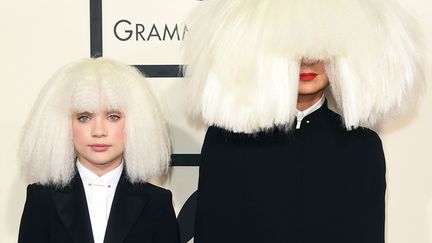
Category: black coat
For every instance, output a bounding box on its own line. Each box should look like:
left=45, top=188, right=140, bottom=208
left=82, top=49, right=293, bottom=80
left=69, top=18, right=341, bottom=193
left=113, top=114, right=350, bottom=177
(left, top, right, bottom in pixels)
left=18, top=172, right=179, bottom=243
left=194, top=102, right=386, bottom=243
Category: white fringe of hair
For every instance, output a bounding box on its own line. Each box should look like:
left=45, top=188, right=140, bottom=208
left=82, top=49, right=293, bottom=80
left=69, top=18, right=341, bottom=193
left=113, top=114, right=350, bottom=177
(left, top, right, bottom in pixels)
left=19, top=58, right=171, bottom=186
left=183, top=0, right=423, bottom=133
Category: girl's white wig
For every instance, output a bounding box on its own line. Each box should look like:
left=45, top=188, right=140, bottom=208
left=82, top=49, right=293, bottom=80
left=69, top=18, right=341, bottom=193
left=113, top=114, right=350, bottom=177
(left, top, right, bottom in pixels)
left=19, top=58, right=171, bottom=186
left=183, top=0, right=423, bottom=133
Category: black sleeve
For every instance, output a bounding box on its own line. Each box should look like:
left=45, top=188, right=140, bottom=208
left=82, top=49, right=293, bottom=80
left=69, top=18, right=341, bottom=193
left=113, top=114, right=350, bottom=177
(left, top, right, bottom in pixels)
left=153, top=190, right=180, bottom=243
left=18, top=184, right=50, bottom=243
left=348, top=130, right=386, bottom=243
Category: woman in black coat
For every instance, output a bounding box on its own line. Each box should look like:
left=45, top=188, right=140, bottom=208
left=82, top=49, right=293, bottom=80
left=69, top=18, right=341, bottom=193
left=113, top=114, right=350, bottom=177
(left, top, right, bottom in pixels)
left=194, top=61, right=386, bottom=243
left=18, top=58, right=179, bottom=243
left=183, top=0, right=422, bottom=242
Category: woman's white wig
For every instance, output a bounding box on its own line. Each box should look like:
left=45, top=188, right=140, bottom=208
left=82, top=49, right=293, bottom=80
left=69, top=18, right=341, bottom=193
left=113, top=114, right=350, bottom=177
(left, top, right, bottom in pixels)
left=183, top=0, right=423, bottom=133
left=19, top=58, right=171, bottom=186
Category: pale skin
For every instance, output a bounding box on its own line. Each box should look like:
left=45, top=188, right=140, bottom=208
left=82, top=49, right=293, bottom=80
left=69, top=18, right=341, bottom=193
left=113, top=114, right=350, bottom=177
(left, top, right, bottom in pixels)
left=72, top=111, right=125, bottom=176
left=297, top=60, right=330, bottom=111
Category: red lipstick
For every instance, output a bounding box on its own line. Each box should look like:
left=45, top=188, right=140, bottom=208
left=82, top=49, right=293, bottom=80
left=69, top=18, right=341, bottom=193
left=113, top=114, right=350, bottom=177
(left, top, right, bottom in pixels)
left=299, top=73, right=318, bottom=81
left=89, top=144, right=111, bottom=152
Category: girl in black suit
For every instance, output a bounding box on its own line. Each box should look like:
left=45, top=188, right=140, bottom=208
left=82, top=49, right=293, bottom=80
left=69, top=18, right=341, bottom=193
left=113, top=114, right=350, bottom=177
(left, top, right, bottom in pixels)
left=183, top=0, right=422, bottom=242
left=18, top=58, right=179, bottom=243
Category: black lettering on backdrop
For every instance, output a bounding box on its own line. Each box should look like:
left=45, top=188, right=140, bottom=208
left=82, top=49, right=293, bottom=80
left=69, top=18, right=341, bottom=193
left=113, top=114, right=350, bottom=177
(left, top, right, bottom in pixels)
left=182, top=25, right=189, bottom=41
left=163, top=24, right=180, bottom=40
left=114, top=19, right=133, bottom=41
left=148, top=24, right=162, bottom=41
left=136, top=24, right=145, bottom=41
left=113, top=19, right=189, bottom=42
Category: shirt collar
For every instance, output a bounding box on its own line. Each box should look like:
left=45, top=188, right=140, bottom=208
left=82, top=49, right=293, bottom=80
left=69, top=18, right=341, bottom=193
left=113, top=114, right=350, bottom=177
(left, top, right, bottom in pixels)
left=76, top=159, right=124, bottom=187
left=295, top=95, right=325, bottom=129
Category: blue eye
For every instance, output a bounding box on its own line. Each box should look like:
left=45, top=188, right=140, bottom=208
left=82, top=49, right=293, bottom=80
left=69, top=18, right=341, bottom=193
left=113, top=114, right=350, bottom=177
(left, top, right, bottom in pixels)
left=107, top=114, right=121, bottom=122
left=77, top=115, right=90, bottom=122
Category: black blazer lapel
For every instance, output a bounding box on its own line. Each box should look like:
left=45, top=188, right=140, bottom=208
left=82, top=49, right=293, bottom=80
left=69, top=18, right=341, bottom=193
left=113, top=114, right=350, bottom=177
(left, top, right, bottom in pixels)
left=104, top=174, right=150, bottom=243
left=51, top=174, right=94, bottom=243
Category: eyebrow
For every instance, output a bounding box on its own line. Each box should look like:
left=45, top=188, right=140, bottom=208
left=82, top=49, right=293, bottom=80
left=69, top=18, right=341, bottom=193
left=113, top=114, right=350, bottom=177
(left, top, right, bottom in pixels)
left=74, top=111, right=94, bottom=116
left=105, top=110, right=123, bottom=115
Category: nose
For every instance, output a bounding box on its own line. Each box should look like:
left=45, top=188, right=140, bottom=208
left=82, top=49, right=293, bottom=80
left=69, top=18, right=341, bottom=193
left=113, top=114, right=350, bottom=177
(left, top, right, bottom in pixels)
left=91, top=117, right=107, bottom=137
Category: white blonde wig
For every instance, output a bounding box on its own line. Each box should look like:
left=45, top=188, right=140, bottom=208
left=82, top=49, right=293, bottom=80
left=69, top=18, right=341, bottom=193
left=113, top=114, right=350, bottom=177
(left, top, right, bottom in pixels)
left=19, top=58, right=171, bottom=186
left=183, top=0, right=423, bottom=133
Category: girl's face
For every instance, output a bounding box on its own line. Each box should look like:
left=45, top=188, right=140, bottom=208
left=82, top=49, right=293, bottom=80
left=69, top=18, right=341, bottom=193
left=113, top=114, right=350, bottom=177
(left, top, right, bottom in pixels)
left=72, top=110, right=125, bottom=175
left=298, top=60, right=330, bottom=100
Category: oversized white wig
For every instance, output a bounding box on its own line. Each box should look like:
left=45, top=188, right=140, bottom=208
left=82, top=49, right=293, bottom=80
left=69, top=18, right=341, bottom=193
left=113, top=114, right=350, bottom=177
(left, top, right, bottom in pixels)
left=183, top=0, right=423, bottom=133
left=19, top=58, right=171, bottom=186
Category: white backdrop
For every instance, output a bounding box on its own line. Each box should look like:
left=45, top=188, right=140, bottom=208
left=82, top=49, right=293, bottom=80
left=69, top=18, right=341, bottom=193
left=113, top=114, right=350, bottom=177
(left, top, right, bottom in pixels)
left=0, top=0, right=431, bottom=243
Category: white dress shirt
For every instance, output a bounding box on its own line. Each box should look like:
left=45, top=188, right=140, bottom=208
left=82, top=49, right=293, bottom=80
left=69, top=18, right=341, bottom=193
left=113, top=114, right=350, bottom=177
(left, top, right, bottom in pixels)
left=295, top=95, right=325, bottom=129
left=76, top=160, right=123, bottom=243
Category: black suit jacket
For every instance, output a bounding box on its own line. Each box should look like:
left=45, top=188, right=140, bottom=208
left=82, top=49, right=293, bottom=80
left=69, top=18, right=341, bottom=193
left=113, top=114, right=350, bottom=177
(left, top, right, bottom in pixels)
left=18, top=172, right=179, bottom=243
left=194, top=102, right=386, bottom=243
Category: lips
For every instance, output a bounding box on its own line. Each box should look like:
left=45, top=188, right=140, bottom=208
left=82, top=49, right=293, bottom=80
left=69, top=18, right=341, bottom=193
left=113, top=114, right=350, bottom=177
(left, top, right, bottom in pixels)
left=299, top=73, right=318, bottom=81
left=89, top=144, right=111, bottom=152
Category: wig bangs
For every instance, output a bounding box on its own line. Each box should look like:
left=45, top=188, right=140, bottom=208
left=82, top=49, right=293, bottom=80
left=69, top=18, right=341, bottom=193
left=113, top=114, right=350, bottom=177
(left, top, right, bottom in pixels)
left=68, top=64, right=127, bottom=115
